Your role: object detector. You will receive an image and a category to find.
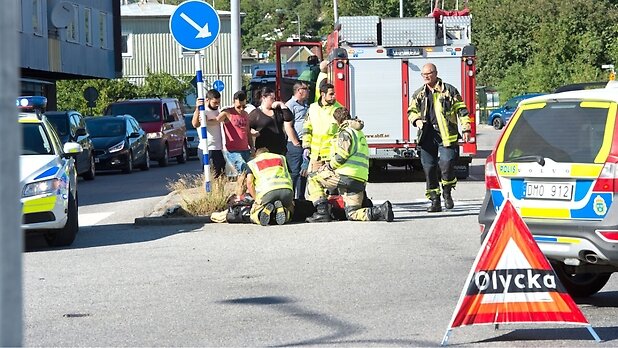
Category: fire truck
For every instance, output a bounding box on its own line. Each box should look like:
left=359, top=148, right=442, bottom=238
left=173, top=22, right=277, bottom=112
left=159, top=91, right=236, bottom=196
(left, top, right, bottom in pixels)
left=271, top=10, right=477, bottom=178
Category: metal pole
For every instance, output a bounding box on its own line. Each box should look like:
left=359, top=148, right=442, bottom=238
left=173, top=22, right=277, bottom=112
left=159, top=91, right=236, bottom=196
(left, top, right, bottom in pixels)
left=230, top=0, right=241, bottom=93
left=195, top=52, right=211, bottom=192
left=0, top=1, right=22, bottom=345
left=400, top=0, right=404, bottom=17
left=333, top=0, right=339, bottom=25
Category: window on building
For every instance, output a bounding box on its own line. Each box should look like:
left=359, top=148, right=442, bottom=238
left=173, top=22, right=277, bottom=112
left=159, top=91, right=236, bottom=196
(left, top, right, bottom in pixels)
left=99, top=11, right=107, bottom=49
left=32, top=0, right=42, bottom=36
left=84, top=8, right=92, bottom=46
left=67, top=4, right=79, bottom=43
left=122, top=32, right=133, bottom=57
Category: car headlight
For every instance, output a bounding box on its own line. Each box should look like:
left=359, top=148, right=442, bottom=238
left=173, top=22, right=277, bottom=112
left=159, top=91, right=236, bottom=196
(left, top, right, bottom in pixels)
left=23, top=178, right=62, bottom=197
left=108, top=141, right=125, bottom=153
left=147, top=132, right=163, bottom=139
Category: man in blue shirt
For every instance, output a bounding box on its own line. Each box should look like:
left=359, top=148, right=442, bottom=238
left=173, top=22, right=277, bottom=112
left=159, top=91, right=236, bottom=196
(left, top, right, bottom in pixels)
left=284, top=81, right=310, bottom=199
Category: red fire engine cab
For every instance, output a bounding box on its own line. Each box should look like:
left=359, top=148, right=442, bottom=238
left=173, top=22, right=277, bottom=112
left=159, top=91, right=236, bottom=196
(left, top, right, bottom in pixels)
left=324, top=13, right=477, bottom=178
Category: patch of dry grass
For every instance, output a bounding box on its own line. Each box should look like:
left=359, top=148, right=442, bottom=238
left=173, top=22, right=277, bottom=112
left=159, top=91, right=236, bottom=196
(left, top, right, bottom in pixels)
left=166, top=173, right=236, bottom=216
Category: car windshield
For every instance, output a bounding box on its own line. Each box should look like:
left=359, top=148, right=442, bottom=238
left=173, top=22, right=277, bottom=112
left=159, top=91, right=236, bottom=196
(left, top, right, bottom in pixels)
left=184, top=116, right=195, bottom=130
left=503, top=101, right=609, bottom=163
left=107, top=103, right=161, bottom=123
left=85, top=119, right=126, bottom=138
left=44, top=114, right=69, bottom=136
left=22, top=123, right=53, bottom=155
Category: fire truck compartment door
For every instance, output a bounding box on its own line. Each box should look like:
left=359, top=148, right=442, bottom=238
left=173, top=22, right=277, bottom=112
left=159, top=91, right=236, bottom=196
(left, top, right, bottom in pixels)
left=349, top=59, right=404, bottom=144
left=407, top=58, right=464, bottom=116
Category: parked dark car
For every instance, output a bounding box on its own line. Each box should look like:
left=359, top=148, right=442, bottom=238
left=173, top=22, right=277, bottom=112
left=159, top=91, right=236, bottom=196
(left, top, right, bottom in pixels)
left=487, top=93, right=545, bottom=130
left=44, top=110, right=96, bottom=180
left=184, top=114, right=199, bottom=158
left=85, top=115, right=150, bottom=174
left=105, top=98, right=187, bottom=167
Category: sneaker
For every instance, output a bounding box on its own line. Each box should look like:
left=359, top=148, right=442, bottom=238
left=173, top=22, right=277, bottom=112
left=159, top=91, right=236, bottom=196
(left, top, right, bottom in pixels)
left=258, top=203, right=273, bottom=226
left=274, top=200, right=286, bottom=225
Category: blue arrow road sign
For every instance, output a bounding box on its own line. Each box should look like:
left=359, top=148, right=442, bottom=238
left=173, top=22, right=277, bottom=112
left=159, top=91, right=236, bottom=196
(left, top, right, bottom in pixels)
left=213, top=80, right=225, bottom=92
left=169, top=0, right=220, bottom=51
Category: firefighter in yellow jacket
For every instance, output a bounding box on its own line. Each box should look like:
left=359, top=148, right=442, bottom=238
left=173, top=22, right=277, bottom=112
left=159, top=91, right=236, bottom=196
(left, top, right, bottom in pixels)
left=306, top=108, right=394, bottom=223
left=302, top=82, right=343, bottom=174
left=408, top=63, right=471, bottom=212
left=246, top=148, right=294, bottom=226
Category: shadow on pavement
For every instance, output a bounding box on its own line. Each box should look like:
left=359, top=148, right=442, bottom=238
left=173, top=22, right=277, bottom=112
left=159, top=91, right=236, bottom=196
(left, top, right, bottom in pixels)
left=219, top=295, right=436, bottom=347
left=24, top=222, right=205, bottom=251
left=476, top=325, right=618, bottom=343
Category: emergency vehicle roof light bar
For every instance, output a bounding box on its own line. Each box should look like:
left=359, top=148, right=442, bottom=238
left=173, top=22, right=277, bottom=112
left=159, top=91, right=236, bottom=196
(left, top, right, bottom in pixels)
left=17, top=96, right=47, bottom=118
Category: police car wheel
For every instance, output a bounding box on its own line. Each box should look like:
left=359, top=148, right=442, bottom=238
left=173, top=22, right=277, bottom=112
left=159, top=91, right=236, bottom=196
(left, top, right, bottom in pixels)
left=45, top=193, right=78, bottom=247
left=551, top=261, right=611, bottom=297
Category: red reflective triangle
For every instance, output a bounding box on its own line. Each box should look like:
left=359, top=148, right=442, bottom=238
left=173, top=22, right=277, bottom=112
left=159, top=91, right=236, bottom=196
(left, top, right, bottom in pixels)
left=448, top=200, right=589, bottom=328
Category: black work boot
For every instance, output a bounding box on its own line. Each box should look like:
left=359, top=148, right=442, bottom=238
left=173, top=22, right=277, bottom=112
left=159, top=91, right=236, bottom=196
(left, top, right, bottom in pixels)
left=427, top=192, right=442, bottom=213
left=370, top=201, right=394, bottom=222
left=443, top=186, right=454, bottom=209
left=306, top=201, right=332, bottom=223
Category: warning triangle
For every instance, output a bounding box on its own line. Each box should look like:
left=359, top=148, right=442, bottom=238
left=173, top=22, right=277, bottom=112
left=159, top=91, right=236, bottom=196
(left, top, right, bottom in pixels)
left=447, top=200, right=589, bottom=328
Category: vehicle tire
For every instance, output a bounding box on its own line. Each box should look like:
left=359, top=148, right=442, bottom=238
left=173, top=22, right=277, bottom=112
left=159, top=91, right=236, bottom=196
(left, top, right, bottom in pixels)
left=551, top=261, right=611, bottom=297
left=122, top=152, right=133, bottom=174
left=140, top=148, right=150, bottom=171
left=158, top=145, right=169, bottom=167
left=45, top=192, right=78, bottom=247
left=176, top=143, right=187, bottom=164
left=81, top=155, right=96, bottom=181
left=492, top=117, right=504, bottom=130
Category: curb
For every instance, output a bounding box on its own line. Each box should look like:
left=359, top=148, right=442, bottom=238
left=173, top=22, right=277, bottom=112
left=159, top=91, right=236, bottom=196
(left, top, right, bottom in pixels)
left=134, top=215, right=212, bottom=226
left=134, top=190, right=213, bottom=226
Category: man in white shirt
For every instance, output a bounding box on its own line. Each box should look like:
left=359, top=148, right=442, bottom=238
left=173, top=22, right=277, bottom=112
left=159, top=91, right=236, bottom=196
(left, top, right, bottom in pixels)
left=192, top=89, right=225, bottom=177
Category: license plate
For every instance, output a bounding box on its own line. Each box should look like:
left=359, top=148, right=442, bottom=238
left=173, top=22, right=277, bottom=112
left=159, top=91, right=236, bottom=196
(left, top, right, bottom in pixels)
left=94, top=158, right=100, bottom=163
left=524, top=182, right=573, bottom=200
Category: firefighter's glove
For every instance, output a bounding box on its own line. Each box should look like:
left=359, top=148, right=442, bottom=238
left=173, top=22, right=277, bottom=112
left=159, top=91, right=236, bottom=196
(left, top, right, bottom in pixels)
left=302, top=148, right=311, bottom=161
left=300, top=156, right=310, bottom=177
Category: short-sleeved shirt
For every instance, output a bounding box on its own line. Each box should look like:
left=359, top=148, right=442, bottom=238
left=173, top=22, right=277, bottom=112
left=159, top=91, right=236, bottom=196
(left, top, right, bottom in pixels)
left=249, top=107, right=293, bottom=155
left=285, top=97, right=309, bottom=140
left=223, top=108, right=250, bottom=152
left=198, top=106, right=222, bottom=151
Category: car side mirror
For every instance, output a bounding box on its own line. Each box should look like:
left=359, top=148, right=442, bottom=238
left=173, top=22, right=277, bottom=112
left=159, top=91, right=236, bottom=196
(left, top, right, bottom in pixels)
left=62, top=142, right=83, bottom=158
left=75, top=128, right=87, bottom=137
left=128, top=132, right=140, bottom=138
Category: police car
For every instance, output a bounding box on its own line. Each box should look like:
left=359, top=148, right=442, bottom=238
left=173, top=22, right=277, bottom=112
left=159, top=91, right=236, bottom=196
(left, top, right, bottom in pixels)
left=19, top=96, right=82, bottom=246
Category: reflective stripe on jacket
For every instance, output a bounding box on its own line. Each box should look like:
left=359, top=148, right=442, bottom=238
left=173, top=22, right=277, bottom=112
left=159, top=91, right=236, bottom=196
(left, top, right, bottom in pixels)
left=407, top=78, right=470, bottom=147
left=302, top=100, right=342, bottom=161
left=330, top=120, right=369, bottom=182
left=247, top=152, right=293, bottom=201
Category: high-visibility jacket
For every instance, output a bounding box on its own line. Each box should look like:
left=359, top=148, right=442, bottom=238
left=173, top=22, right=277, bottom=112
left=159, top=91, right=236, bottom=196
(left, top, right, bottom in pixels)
left=407, top=78, right=470, bottom=147
left=302, top=100, right=343, bottom=161
left=247, top=152, right=292, bottom=201
left=330, top=120, right=369, bottom=182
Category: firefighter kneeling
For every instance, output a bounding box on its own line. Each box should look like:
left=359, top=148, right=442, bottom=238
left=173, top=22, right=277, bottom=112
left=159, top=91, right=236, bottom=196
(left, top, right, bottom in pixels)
left=247, top=148, right=295, bottom=226
left=306, top=108, right=394, bottom=223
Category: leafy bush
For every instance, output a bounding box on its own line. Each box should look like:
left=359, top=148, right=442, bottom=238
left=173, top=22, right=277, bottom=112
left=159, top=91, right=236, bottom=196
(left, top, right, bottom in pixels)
left=166, top=173, right=236, bottom=216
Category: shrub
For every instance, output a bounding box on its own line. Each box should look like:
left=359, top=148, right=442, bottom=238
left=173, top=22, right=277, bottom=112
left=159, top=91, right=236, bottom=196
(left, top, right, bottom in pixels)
left=166, top=173, right=236, bottom=216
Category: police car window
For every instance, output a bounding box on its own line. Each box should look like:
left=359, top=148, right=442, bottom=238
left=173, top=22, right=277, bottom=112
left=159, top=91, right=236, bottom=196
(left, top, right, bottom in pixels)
left=22, top=123, right=53, bottom=155
left=504, top=102, right=608, bottom=163
left=45, top=114, right=69, bottom=137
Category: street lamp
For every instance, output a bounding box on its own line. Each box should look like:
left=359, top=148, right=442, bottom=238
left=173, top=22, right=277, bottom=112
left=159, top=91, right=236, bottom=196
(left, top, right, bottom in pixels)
left=275, top=9, right=300, bottom=42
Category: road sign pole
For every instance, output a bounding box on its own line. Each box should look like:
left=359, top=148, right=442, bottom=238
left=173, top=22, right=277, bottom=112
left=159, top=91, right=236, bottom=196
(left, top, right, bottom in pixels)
left=195, top=52, right=211, bottom=192
left=0, top=1, right=22, bottom=345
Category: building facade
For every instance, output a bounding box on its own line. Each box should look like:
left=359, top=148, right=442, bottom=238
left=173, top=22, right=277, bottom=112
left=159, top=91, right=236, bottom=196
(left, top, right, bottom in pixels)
left=20, top=0, right=122, bottom=110
left=120, top=1, right=235, bottom=106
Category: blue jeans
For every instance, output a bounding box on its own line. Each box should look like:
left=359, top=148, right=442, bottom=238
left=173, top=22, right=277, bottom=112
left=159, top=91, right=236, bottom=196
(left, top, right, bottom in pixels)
left=286, top=142, right=306, bottom=199
left=224, top=150, right=251, bottom=175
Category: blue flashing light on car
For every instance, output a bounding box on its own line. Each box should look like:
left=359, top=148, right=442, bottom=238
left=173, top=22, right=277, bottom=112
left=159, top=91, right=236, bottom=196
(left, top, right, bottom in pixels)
left=17, top=96, right=47, bottom=114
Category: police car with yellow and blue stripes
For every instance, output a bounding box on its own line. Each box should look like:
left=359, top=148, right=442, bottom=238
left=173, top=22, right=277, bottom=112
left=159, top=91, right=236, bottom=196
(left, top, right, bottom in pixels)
left=19, top=96, right=82, bottom=246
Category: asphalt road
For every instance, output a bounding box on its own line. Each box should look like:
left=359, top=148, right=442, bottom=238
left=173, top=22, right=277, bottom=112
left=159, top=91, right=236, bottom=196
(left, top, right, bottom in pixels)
left=23, top=125, right=618, bottom=346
